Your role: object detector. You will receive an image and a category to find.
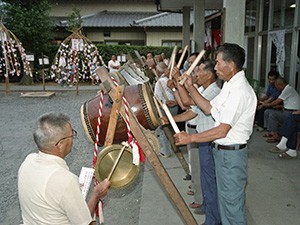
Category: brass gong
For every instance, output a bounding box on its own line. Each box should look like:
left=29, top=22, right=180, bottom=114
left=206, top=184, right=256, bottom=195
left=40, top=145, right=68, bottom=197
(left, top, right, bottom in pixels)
left=95, top=144, right=139, bottom=188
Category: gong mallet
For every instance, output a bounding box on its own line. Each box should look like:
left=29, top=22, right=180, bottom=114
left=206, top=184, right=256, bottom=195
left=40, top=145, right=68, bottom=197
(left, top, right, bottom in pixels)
left=107, top=141, right=130, bottom=180
left=178, top=49, right=206, bottom=86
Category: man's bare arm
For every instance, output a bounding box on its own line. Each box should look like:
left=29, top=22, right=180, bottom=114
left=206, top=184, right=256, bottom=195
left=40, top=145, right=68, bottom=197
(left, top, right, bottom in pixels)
left=174, top=123, right=231, bottom=145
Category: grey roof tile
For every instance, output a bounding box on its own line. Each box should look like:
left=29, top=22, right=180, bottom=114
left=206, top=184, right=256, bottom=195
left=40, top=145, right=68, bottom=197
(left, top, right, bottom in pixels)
left=56, top=10, right=220, bottom=28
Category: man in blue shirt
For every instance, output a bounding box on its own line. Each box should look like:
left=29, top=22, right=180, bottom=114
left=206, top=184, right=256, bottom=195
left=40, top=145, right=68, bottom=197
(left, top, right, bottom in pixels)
left=255, top=70, right=281, bottom=131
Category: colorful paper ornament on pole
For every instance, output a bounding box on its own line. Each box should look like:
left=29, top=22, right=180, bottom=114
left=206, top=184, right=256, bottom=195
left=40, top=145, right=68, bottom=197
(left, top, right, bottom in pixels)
left=0, top=22, right=32, bottom=78
left=51, top=29, right=106, bottom=87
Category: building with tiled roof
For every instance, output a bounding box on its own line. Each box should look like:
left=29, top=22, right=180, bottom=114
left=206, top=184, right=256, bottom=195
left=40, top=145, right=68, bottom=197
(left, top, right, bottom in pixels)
left=50, top=0, right=221, bottom=47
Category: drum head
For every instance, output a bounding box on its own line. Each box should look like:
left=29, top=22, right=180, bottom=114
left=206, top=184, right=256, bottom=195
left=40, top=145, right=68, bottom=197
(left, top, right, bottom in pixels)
left=95, top=144, right=139, bottom=188
left=141, top=84, right=160, bottom=128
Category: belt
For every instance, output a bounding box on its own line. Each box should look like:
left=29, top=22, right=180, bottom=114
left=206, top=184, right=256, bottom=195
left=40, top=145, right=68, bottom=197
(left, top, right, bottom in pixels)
left=187, top=124, right=197, bottom=129
left=283, top=108, right=296, bottom=111
left=211, top=142, right=247, bottom=150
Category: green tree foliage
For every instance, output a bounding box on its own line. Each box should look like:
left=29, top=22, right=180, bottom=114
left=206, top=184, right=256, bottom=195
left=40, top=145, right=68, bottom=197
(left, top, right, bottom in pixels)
left=67, top=7, right=83, bottom=32
left=2, top=0, right=54, bottom=57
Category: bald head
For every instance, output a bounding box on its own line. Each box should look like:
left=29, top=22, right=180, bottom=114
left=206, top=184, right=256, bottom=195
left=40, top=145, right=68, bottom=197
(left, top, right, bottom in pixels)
left=156, top=62, right=168, bottom=76
left=275, top=76, right=287, bottom=91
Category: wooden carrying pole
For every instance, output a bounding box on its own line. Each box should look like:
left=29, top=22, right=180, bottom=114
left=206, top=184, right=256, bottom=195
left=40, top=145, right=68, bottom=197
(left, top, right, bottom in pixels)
left=103, top=85, right=124, bottom=146
left=97, top=67, right=197, bottom=225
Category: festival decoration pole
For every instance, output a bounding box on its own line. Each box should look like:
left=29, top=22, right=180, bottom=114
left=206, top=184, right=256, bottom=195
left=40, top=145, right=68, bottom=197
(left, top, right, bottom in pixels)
left=0, top=21, right=32, bottom=95
left=51, top=29, right=105, bottom=94
left=41, top=53, right=45, bottom=91
left=0, top=26, right=10, bottom=95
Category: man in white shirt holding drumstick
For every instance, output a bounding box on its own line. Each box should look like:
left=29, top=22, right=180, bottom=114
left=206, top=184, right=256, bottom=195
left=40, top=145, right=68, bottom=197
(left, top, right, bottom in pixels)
left=174, top=43, right=257, bottom=225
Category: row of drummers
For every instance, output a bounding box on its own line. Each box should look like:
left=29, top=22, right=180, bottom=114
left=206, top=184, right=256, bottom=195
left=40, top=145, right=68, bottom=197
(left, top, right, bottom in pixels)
left=83, top=46, right=203, bottom=148
left=80, top=47, right=203, bottom=188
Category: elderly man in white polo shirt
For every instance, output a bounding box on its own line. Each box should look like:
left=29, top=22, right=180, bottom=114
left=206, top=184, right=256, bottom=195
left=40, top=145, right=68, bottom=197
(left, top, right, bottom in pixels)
left=18, top=113, right=110, bottom=225
left=175, top=43, right=257, bottom=225
left=154, top=62, right=178, bottom=157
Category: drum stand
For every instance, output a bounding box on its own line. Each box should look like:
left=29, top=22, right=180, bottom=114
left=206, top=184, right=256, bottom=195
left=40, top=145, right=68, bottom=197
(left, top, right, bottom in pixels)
left=96, top=67, right=197, bottom=225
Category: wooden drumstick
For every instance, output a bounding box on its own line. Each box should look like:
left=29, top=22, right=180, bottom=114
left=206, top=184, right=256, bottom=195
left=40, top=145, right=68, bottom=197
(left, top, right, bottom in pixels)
left=107, top=142, right=129, bottom=180
left=176, top=45, right=188, bottom=69
left=179, top=49, right=205, bottom=86
left=155, top=97, right=180, bottom=134
left=153, top=96, right=163, bottom=118
left=168, top=46, right=177, bottom=69
left=169, top=46, right=177, bottom=79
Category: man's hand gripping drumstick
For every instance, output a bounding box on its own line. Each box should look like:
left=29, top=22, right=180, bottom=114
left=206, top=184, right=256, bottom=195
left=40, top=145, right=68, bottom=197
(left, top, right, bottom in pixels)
left=178, top=50, right=206, bottom=85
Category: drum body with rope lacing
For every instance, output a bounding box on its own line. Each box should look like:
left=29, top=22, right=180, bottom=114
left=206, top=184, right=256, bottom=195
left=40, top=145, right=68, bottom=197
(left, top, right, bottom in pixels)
left=81, top=84, right=159, bottom=146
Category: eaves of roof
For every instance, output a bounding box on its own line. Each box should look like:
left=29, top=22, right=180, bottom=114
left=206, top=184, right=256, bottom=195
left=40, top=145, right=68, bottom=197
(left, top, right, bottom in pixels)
left=56, top=10, right=220, bottom=28
left=57, top=11, right=158, bottom=28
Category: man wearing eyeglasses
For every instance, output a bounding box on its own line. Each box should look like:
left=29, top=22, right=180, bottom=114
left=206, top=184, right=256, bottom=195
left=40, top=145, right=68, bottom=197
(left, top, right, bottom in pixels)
left=18, top=112, right=110, bottom=225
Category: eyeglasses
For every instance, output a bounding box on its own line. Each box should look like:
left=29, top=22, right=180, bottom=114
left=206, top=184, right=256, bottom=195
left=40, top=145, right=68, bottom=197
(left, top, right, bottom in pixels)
left=55, top=129, right=77, bottom=146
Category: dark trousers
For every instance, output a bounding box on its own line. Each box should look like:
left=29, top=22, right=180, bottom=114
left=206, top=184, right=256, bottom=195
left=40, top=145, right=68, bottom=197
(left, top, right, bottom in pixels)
left=255, top=107, right=267, bottom=128
left=279, top=113, right=300, bottom=149
left=199, top=142, right=221, bottom=225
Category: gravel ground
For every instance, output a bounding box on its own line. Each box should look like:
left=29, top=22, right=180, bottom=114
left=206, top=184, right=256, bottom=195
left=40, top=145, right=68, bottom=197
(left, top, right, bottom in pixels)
left=0, top=90, right=143, bottom=225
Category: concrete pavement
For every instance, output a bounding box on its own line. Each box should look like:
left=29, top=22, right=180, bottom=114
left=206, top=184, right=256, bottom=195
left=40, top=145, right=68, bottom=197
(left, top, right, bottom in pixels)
left=138, top=128, right=300, bottom=225
left=1, top=82, right=299, bottom=225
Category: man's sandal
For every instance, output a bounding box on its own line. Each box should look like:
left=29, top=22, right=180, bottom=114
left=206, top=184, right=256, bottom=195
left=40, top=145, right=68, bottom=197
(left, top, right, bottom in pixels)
left=268, top=147, right=286, bottom=153
left=278, top=152, right=298, bottom=159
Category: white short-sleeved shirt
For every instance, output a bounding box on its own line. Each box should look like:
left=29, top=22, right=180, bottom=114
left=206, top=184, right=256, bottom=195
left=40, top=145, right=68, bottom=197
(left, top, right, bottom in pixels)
left=108, top=60, right=120, bottom=73
left=278, top=84, right=300, bottom=110
left=154, top=75, right=175, bottom=104
left=18, top=151, right=93, bottom=225
left=191, top=82, right=221, bottom=132
left=210, top=71, right=257, bottom=145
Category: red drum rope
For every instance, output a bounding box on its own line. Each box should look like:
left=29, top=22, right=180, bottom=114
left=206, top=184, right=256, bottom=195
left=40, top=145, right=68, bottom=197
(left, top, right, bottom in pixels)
left=110, top=77, right=145, bottom=164
left=92, top=90, right=104, bottom=220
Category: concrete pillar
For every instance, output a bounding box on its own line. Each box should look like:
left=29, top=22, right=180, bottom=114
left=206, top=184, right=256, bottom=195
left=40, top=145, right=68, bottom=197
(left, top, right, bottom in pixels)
left=193, top=0, right=205, bottom=52
left=223, top=0, right=246, bottom=46
left=182, top=7, right=191, bottom=50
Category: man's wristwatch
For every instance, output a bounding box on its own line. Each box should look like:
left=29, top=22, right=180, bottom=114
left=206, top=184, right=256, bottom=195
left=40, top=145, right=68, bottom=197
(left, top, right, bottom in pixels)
left=172, top=87, right=177, bottom=92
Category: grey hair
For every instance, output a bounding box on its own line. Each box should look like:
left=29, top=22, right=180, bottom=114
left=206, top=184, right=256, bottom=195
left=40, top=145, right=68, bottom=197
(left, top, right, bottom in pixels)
left=217, top=43, right=245, bottom=70
left=203, top=60, right=217, bottom=79
left=33, top=113, right=70, bottom=150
